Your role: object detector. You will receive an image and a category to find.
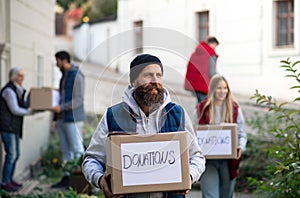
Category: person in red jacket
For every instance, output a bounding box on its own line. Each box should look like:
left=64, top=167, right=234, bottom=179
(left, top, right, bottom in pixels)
left=184, top=37, right=219, bottom=103
left=197, top=75, right=247, bottom=198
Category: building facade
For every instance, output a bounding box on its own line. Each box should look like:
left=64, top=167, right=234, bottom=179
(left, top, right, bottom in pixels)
left=0, top=0, right=55, bottom=179
left=73, top=0, right=299, bottom=102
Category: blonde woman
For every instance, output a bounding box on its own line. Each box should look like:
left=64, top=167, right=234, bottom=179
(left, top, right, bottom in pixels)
left=197, top=75, right=247, bottom=198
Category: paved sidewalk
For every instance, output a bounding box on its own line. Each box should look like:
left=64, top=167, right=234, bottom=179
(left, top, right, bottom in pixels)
left=12, top=179, right=254, bottom=198
left=188, top=183, right=255, bottom=198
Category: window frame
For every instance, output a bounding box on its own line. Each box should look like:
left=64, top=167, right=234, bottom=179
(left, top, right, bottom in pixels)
left=36, top=54, right=44, bottom=87
left=197, top=11, right=209, bottom=42
left=134, top=20, right=143, bottom=54
left=275, top=0, right=294, bottom=47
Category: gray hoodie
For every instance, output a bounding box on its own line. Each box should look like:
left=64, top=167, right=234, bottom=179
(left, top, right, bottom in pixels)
left=82, top=85, right=205, bottom=192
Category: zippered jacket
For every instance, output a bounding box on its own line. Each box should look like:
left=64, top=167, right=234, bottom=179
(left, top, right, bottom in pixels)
left=184, top=42, right=218, bottom=94
left=82, top=86, right=205, bottom=191
left=58, top=64, right=86, bottom=122
left=0, top=81, right=28, bottom=138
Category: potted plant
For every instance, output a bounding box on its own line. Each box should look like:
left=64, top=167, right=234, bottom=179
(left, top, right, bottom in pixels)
left=63, top=155, right=92, bottom=195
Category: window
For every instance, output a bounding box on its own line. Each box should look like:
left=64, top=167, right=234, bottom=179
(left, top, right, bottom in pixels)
left=55, top=13, right=64, bottom=35
left=276, top=0, right=294, bottom=47
left=36, top=55, right=44, bottom=87
left=134, top=21, right=143, bottom=54
left=197, top=11, right=209, bottom=41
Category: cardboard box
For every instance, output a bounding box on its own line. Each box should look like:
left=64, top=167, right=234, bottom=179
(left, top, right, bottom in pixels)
left=30, top=87, right=60, bottom=110
left=195, top=124, right=237, bottom=159
left=106, top=132, right=190, bottom=195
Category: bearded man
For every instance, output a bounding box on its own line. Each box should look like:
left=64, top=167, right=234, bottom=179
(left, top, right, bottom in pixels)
left=82, top=54, right=205, bottom=198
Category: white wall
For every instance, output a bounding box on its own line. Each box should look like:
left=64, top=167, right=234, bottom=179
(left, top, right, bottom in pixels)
left=215, top=0, right=300, bottom=101
left=74, top=0, right=300, bottom=102
left=74, top=23, right=90, bottom=61
left=3, top=0, right=55, bottom=178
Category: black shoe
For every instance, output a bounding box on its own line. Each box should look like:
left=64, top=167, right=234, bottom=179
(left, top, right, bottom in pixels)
left=51, top=175, right=70, bottom=188
left=1, top=182, right=19, bottom=192
left=11, top=180, right=23, bottom=188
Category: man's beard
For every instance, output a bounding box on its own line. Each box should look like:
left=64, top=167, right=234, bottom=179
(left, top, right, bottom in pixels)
left=133, top=82, right=164, bottom=109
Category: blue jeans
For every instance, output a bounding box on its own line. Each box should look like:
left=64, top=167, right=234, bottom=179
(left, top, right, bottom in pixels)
left=56, top=120, right=85, bottom=163
left=1, top=132, right=20, bottom=184
left=200, top=159, right=236, bottom=198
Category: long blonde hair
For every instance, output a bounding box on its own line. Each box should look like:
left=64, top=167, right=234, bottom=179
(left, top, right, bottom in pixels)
left=201, top=75, right=237, bottom=124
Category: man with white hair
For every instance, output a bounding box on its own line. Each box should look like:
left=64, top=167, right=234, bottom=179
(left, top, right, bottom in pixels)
left=0, top=67, right=32, bottom=192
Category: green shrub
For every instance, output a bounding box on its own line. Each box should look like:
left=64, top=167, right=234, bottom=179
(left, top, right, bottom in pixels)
left=248, top=58, right=300, bottom=197
left=39, top=115, right=100, bottom=184
left=236, top=133, right=272, bottom=193
left=236, top=104, right=279, bottom=193
left=40, top=132, right=63, bottom=180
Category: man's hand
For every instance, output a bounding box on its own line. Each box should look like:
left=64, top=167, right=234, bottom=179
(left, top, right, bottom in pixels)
left=99, top=173, right=124, bottom=198
left=172, top=189, right=190, bottom=195
left=170, top=175, right=192, bottom=195
left=50, top=105, right=61, bottom=113
left=237, top=147, right=242, bottom=160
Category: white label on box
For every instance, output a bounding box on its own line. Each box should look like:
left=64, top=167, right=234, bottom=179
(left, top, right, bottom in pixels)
left=196, top=129, right=232, bottom=155
left=121, top=140, right=182, bottom=186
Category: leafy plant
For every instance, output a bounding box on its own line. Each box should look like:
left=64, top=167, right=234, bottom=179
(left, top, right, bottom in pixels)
left=235, top=133, right=273, bottom=193
left=249, top=58, right=300, bottom=197
left=63, top=154, right=84, bottom=174
left=38, top=116, right=97, bottom=183
left=1, top=116, right=104, bottom=197
left=56, top=0, right=88, bottom=12
left=81, top=0, right=117, bottom=21
left=40, top=132, right=63, bottom=181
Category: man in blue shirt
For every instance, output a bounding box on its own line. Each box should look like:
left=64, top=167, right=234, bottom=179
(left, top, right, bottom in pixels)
left=51, top=51, right=86, bottom=188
